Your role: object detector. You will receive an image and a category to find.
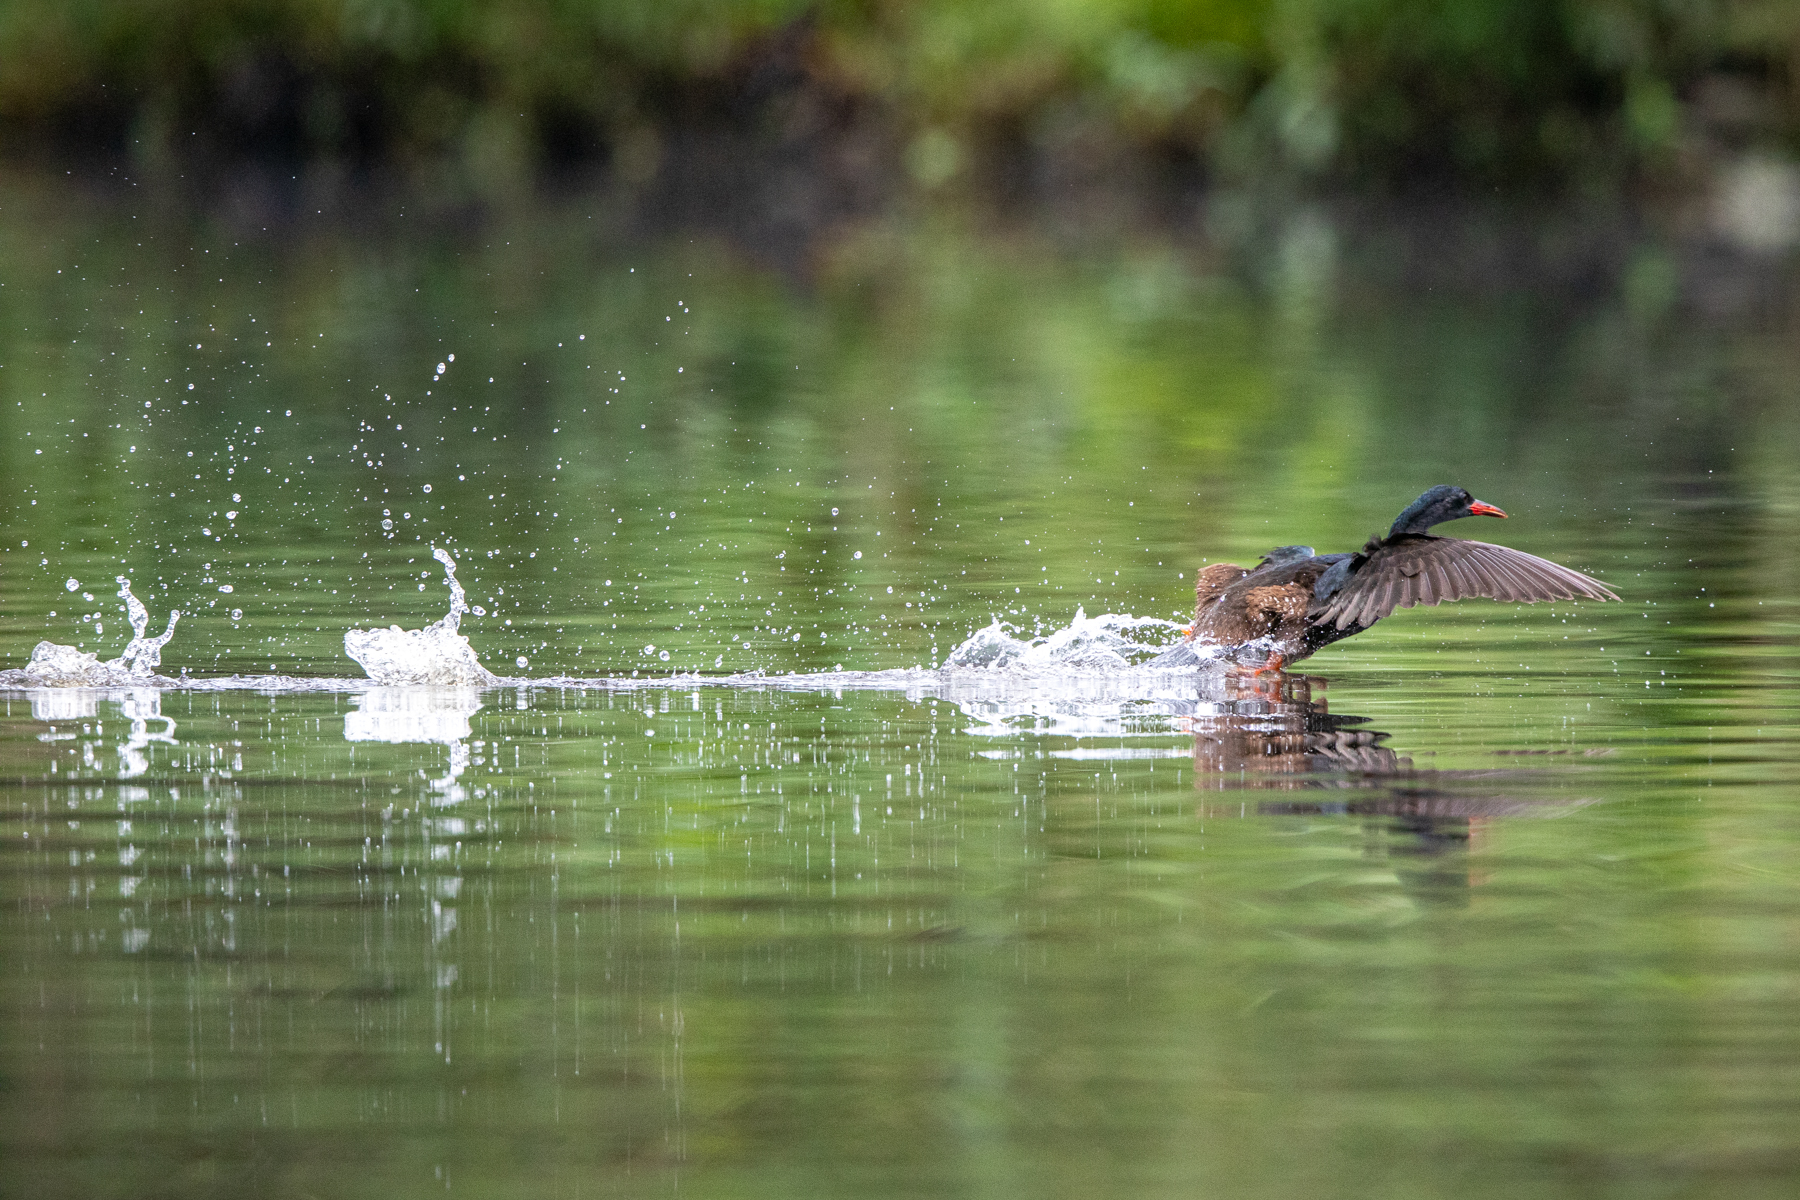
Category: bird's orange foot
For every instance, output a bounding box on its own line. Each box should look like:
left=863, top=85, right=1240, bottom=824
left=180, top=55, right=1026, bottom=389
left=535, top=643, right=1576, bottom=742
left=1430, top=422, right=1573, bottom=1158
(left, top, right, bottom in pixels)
left=1250, top=654, right=1287, bottom=678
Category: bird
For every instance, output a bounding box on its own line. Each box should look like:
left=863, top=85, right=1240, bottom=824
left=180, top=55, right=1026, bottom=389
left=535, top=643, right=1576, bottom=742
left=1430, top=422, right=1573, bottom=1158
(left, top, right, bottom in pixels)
left=1182, top=485, right=1619, bottom=674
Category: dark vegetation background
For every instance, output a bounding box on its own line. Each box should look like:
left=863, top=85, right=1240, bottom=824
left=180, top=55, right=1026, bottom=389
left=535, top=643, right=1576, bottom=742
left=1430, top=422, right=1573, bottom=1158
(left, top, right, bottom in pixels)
left=3, top=0, right=1796, bottom=213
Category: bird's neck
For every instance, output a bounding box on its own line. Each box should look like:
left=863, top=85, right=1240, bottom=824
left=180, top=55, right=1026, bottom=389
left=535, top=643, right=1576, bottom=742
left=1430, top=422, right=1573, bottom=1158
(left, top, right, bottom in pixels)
left=1387, top=504, right=1445, bottom=538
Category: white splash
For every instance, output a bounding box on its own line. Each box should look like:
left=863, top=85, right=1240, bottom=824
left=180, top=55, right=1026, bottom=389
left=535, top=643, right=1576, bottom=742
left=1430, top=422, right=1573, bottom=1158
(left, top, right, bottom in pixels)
left=934, top=612, right=1229, bottom=737
left=344, top=547, right=498, bottom=685
left=551, top=608, right=1230, bottom=738
left=942, top=607, right=1191, bottom=671
left=6, top=579, right=180, bottom=687
left=112, top=575, right=181, bottom=673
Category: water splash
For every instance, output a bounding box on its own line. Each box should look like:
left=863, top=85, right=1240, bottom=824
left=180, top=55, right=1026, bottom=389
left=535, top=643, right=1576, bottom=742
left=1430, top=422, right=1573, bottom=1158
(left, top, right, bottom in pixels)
left=113, top=576, right=181, bottom=674
left=942, top=608, right=1192, bottom=671
left=541, top=607, right=1232, bottom=739
left=4, top=580, right=1214, bottom=704
left=344, top=547, right=498, bottom=685
left=0, top=579, right=180, bottom=687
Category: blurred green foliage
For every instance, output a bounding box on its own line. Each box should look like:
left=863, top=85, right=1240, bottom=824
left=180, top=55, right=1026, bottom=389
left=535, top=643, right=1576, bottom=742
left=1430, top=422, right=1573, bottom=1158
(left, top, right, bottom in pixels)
left=0, top=0, right=1795, bottom=187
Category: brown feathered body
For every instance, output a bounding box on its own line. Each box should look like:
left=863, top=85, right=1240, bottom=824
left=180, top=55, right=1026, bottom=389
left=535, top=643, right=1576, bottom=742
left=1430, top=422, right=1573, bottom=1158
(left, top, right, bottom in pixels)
left=1185, top=487, right=1619, bottom=670
left=1189, top=556, right=1362, bottom=665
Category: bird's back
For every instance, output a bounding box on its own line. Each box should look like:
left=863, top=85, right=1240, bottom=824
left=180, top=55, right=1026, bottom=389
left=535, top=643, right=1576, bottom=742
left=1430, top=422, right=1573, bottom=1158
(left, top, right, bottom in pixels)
left=1191, top=555, right=1347, bottom=655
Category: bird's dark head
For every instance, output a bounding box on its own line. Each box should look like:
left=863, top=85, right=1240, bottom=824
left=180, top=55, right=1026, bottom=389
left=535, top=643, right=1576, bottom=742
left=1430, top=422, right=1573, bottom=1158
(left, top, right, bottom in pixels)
left=1388, top=486, right=1508, bottom=537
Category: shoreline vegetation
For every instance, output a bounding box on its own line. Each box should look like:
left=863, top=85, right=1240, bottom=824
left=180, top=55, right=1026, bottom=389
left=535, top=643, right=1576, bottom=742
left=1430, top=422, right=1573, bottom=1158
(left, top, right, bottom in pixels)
left=2, top=2, right=1796, bottom=202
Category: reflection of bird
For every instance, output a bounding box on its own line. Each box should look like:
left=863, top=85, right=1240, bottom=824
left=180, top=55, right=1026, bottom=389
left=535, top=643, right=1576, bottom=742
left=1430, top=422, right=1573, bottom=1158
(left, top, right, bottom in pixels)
left=1186, top=486, right=1618, bottom=673
left=1187, top=690, right=1402, bottom=783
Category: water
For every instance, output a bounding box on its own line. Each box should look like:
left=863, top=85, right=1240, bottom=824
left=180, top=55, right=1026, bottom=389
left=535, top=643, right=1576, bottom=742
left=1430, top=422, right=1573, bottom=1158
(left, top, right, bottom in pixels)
left=1, top=577, right=181, bottom=687
left=343, top=548, right=497, bottom=686
left=4, top=174, right=1800, bottom=1198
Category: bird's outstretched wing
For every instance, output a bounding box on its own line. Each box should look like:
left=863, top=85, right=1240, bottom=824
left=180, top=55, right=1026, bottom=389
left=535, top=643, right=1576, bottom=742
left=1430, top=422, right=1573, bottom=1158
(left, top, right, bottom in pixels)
left=1313, top=536, right=1618, bottom=631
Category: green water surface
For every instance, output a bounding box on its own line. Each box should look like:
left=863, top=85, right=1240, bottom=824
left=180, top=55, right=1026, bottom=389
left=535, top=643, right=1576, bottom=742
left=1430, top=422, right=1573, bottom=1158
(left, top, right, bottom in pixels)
left=3, top=175, right=1799, bottom=1199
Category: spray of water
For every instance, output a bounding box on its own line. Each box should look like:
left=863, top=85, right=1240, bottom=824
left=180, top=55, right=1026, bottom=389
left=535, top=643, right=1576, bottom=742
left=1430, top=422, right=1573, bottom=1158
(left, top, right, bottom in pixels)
left=2, top=542, right=1213, bottom=702
left=343, top=547, right=498, bottom=685
left=941, top=608, right=1191, bottom=670
left=112, top=576, right=181, bottom=674
left=1, top=579, right=180, bottom=687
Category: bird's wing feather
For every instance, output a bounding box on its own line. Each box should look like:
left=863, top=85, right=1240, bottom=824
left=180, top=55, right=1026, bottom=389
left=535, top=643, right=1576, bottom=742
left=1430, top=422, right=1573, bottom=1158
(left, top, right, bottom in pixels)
left=1314, top=537, right=1618, bottom=631
left=1243, top=584, right=1311, bottom=622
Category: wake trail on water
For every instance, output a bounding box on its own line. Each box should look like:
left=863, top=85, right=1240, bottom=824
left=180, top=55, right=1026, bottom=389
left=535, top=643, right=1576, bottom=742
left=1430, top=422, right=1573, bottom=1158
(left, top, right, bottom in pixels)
left=5, top=548, right=1231, bottom=712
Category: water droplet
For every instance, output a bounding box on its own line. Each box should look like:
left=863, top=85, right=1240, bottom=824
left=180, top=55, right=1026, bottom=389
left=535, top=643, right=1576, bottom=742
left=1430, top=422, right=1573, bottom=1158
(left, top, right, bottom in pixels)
left=854, top=551, right=862, bottom=559
left=381, top=519, right=393, bottom=531
left=64, top=578, right=78, bottom=592
left=516, top=656, right=529, bottom=669
left=225, top=511, right=238, bottom=520
left=218, top=585, right=233, bottom=594
left=659, top=650, right=671, bottom=661
left=230, top=609, right=243, bottom=621
left=422, top=484, right=432, bottom=493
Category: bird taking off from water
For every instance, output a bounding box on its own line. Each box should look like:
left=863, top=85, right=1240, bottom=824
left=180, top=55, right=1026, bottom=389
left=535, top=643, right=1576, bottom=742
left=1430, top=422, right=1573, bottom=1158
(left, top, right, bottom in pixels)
left=1184, top=485, right=1619, bottom=674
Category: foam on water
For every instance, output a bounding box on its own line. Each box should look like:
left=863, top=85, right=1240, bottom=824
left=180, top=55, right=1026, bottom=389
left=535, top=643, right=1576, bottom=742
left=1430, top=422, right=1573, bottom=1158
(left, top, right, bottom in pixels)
left=343, top=547, right=498, bottom=686
left=0, top=578, right=180, bottom=687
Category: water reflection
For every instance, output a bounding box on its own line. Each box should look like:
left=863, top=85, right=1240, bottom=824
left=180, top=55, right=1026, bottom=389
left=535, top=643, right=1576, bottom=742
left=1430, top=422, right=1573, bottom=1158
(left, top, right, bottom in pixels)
left=1180, top=675, right=1398, bottom=782
left=865, top=660, right=1596, bottom=912
left=28, top=690, right=98, bottom=722
left=344, top=687, right=483, bottom=744
left=1180, top=674, right=1594, bottom=815
left=341, top=686, right=476, bottom=1047
left=1177, top=672, right=1596, bottom=908
left=27, top=687, right=179, bottom=778
left=116, top=690, right=179, bottom=778
left=343, top=687, right=486, bottom=800
left=5, top=675, right=1794, bottom=1199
